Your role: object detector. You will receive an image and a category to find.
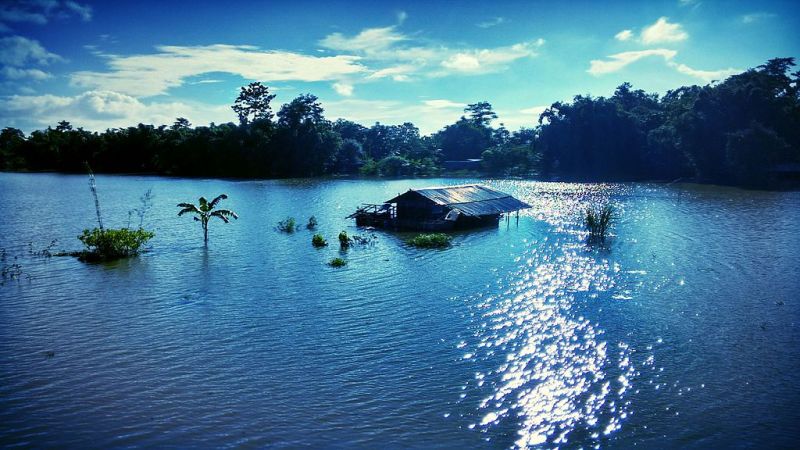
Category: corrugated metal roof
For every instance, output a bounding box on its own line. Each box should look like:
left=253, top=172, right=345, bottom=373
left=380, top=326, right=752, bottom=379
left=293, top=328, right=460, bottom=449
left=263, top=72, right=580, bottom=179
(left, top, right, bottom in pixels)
left=387, top=184, right=531, bottom=217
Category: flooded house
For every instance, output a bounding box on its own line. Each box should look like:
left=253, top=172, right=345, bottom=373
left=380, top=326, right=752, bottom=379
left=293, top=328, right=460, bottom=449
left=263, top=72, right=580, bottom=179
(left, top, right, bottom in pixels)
left=349, top=184, right=531, bottom=231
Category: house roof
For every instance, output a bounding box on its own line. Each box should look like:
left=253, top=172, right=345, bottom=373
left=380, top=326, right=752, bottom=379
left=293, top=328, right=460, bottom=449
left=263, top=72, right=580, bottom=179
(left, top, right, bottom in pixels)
left=387, top=184, right=531, bottom=217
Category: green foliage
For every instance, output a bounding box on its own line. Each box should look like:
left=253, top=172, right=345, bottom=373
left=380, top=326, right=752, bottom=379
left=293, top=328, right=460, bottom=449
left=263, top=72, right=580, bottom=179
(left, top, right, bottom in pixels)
left=306, top=216, right=318, bottom=230
left=407, top=233, right=452, bottom=248
left=328, top=257, right=347, bottom=267
left=338, top=230, right=350, bottom=249
left=78, top=228, right=154, bottom=261
left=232, top=81, right=277, bottom=125
left=585, top=205, right=613, bottom=242
left=359, top=158, right=379, bottom=176
left=3, top=59, right=799, bottom=188
left=277, top=217, right=296, bottom=233
left=312, top=233, right=328, bottom=247
left=177, top=194, right=238, bottom=244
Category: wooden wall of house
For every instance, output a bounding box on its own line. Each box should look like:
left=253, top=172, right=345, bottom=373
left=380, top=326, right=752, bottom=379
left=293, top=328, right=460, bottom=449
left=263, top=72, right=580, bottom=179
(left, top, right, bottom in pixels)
left=396, top=197, right=447, bottom=219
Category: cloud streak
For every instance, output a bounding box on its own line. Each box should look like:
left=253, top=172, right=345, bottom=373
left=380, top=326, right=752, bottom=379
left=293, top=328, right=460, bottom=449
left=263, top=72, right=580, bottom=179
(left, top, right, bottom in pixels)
left=70, top=44, right=367, bottom=97
left=0, top=0, right=92, bottom=29
left=588, top=49, right=739, bottom=83
left=320, top=26, right=544, bottom=80
left=588, top=49, right=677, bottom=75
left=0, top=90, right=233, bottom=131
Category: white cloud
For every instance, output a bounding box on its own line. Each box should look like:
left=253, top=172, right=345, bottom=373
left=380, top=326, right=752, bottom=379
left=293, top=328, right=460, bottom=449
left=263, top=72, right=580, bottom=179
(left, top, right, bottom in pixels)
left=668, top=62, right=738, bottom=82
left=615, top=29, right=633, bottom=41
left=1, top=66, right=52, bottom=80
left=0, top=90, right=234, bottom=131
left=424, top=99, right=464, bottom=109
left=0, top=35, right=62, bottom=66
left=588, top=49, right=739, bottom=83
left=0, top=1, right=92, bottom=27
left=320, top=26, right=544, bottom=79
left=438, top=40, right=544, bottom=74
left=320, top=26, right=408, bottom=55
left=741, top=12, right=776, bottom=24
left=477, top=17, right=506, bottom=28
left=70, top=44, right=367, bottom=97
left=64, top=1, right=92, bottom=21
left=641, top=17, right=688, bottom=44
left=332, top=82, right=354, bottom=96
left=588, top=49, right=677, bottom=75
left=366, top=65, right=416, bottom=81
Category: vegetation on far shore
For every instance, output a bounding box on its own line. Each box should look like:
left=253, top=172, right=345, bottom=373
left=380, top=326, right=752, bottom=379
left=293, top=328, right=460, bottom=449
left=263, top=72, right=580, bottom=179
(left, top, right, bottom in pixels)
left=0, top=58, right=798, bottom=189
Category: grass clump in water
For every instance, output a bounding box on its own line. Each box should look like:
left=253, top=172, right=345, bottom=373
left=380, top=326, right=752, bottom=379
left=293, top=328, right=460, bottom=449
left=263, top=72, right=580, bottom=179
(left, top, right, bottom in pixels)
left=78, top=228, right=154, bottom=261
left=407, top=233, right=452, bottom=248
left=311, top=233, right=327, bottom=248
left=338, top=230, right=350, bottom=249
left=585, top=204, right=613, bottom=242
left=328, top=257, right=347, bottom=267
left=277, top=217, right=296, bottom=233
left=306, top=216, right=318, bottom=230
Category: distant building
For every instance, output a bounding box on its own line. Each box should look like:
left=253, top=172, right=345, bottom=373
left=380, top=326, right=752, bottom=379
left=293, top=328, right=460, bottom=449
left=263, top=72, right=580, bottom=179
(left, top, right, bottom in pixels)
left=349, top=184, right=530, bottom=231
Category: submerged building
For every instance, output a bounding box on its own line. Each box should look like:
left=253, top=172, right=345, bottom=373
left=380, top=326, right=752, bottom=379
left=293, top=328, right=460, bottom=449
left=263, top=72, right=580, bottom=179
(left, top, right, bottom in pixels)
left=349, top=184, right=531, bottom=231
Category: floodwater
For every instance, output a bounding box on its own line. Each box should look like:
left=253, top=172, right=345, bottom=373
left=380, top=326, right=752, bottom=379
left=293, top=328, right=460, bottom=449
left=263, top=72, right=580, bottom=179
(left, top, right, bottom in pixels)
left=1, top=173, right=798, bottom=448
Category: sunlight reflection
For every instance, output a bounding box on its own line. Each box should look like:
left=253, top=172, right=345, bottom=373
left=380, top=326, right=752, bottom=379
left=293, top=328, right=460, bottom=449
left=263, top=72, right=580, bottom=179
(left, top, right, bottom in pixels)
left=463, top=181, right=637, bottom=449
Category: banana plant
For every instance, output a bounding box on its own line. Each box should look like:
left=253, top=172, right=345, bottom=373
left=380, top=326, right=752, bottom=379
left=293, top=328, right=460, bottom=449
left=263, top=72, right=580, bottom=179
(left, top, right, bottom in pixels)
left=177, top=194, right=238, bottom=244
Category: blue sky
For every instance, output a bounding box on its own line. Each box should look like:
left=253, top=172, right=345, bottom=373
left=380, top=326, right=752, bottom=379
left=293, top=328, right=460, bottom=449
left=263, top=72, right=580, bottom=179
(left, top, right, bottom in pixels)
left=1, top=0, right=798, bottom=134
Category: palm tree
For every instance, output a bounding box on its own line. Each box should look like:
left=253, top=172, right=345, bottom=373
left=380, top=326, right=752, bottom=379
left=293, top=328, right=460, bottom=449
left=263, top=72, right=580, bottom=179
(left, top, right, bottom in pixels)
left=177, top=194, right=239, bottom=244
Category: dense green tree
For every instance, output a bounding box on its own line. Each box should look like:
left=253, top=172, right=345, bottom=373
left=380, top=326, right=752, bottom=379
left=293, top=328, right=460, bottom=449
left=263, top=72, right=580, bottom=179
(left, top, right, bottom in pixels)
left=464, top=101, right=498, bottom=127
left=232, top=82, right=277, bottom=125
left=2, top=58, right=798, bottom=188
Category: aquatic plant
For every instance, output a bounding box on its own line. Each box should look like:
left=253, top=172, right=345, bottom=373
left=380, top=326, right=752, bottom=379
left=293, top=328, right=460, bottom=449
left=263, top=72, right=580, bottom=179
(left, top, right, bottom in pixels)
left=306, top=216, right=318, bottom=230
left=29, top=239, right=58, bottom=258
left=277, top=217, right=297, bottom=233
left=328, top=257, right=347, bottom=267
left=338, top=230, right=350, bottom=249
left=407, top=233, right=452, bottom=248
left=177, top=194, right=239, bottom=244
left=78, top=228, right=154, bottom=261
left=128, top=188, right=154, bottom=229
left=585, top=204, right=613, bottom=242
left=86, top=164, right=104, bottom=230
left=312, top=233, right=328, bottom=247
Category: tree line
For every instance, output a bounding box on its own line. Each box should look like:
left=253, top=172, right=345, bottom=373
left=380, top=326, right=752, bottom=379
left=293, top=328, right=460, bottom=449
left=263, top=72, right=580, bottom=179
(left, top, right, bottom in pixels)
left=1, top=57, right=798, bottom=188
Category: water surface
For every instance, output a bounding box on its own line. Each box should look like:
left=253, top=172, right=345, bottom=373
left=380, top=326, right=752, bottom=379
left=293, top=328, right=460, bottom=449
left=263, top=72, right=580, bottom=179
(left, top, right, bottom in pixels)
left=1, top=173, right=798, bottom=448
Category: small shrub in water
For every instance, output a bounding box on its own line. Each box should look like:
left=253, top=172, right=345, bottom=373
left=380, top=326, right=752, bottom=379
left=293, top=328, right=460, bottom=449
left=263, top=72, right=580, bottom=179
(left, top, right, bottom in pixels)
left=312, top=233, right=328, bottom=247
left=585, top=204, right=613, bottom=242
left=328, top=257, right=347, bottom=267
left=407, top=233, right=452, bottom=248
left=338, top=230, right=351, bottom=249
left=78, top=228, right=154, bottom=261
left=307, top=216, right=318, bottom=230
left=277, top=217, right=297, bottom=233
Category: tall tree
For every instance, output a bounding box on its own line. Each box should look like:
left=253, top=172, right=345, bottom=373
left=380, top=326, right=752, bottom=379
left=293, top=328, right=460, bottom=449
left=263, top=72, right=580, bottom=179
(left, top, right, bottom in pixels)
left=232, top=82, right=277, bottom=125
left=464, top=101, right=498, bottom=127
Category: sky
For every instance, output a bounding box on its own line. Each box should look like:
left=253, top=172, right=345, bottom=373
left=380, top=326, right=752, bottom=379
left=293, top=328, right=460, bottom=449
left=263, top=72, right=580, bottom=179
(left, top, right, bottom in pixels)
left=1, top=0, right=798, bottom=135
